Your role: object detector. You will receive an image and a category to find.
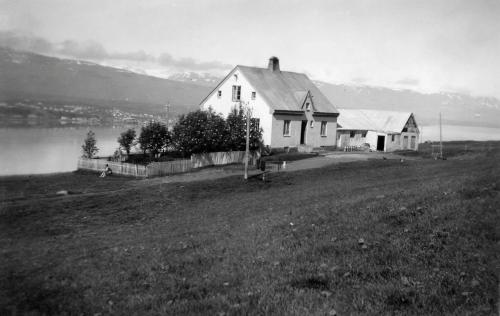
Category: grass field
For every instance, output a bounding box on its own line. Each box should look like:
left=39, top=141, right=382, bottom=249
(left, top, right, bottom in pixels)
left=1, top=142, right=499, bottom=315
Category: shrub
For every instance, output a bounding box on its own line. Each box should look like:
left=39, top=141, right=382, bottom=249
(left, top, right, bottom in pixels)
left=138, top=121, right=170, bottom=157
left=172, top=109, right=228, bottom=157
left=117, top=129, right=136, bottom=155
left=81, top=130, right=99, bottom=158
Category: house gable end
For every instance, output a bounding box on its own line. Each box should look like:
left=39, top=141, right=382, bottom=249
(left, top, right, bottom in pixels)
left=300, top=91, right=315, bottom=112
left=199, top=66, right=239, bottom=107
left=402, top=113, right=419, bottom=133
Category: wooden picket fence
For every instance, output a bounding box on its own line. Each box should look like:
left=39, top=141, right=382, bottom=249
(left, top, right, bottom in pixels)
left=191, top=151, right=259, bottom=168
left=147, top=159, right=193, bottom=177
left=78, top=150, right=259, bottom=178
left=77, top=158, right=148, bottom=177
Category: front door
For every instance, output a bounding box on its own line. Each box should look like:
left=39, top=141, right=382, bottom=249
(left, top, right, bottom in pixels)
left=376, top=135, right=385, bottom=151
left=410, top=136, right=416, bottom=149
left=403, top=136, right=408, bottom=149
left=300, top=120, right=307, bottom=145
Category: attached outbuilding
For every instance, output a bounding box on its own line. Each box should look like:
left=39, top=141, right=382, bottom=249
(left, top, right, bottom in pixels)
left=200, top=57, right=339, bottom=151
left=337, top=109, right=420, bottom=152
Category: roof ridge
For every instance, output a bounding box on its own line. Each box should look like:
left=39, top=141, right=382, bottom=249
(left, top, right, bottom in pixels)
left=237, top=65, right=307, bottom=76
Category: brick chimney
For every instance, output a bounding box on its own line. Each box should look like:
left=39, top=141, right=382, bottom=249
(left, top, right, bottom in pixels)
left=268, top=56, right=280, bottom=72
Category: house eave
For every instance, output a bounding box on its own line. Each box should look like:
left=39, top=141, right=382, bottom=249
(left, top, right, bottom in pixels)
left=273, top=110, right=305, bottom=116
left=312, top=112, right=339, bottom=117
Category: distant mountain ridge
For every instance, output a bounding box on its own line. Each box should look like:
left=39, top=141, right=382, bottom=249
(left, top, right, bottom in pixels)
left=314, top=81, right=500, bottom=127
left=0, top=47, right=211, bottom=115
left=1, top=47, right=499, bottom=129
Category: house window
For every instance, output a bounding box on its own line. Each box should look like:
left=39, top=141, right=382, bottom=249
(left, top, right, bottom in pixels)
left=283, top=120, right=291, bottom=136
left=252, top=118, right=260, bottom=130
left=350, top=131, right=356, bottom=138
left=320, top=121, right=327, bottom=136
left=305, top=102, right=311, bottom=111
left=310, top=120, right=314, bottom=128
left=362, top=131, right=367, bottom=138
left=391, top=134, right=395, bottom=142
left=232, top=85, right=241, bottom=101
left=251, top=91, right=256, bottom=100
left=217, top=90, right=222, bottom=98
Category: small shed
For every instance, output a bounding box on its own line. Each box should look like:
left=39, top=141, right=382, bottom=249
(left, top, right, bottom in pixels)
left=337, top=109, right=419, bottom=152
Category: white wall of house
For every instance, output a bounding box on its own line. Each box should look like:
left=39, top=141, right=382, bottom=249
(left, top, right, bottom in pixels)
left=200, top=68, right=274, bottom=146
left=304, top=109, right=337, bottom=147
left=337, top=130, right=367, bottom=148
left=385, top=134, right=401, bottom=151
left=365, top=131, right=382, bottom=151
left=271, top=114, right=304, bottom=148
left=338, top=130, right=419, bottom=152
left=400, top=132, right=419, bottom=151
left=202, top=67, right=338, bottom=149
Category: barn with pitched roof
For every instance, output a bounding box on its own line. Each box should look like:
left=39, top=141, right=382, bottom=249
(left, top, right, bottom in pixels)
left=200, top=57, right=339, bottom=151
left=337, top=109, right=420, bottom=152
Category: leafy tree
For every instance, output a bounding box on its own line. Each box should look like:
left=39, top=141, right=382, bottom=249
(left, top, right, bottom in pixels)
left=225, top=106, right=247, bottom=150
left=117, top=128, right=136, bottom=155
left=172, top=109, right=228, bottom=156
left=81, top=130, right=99, bottom=158
left=226, top=105, right=263, bottom=151
left=138, top=121, right=170, bottom=157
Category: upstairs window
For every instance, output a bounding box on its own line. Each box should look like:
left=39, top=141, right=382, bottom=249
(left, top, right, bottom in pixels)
left=232, top=86, right=241, bottom=101
left=305, top=102, right=311, bottom=111
left=217, top=90, right=222, bottom=98
left=283, top=120, right=291, bottom=136
left=320, top=121, right=327, bottom=136
left=251, top=91, right=256, bottom=100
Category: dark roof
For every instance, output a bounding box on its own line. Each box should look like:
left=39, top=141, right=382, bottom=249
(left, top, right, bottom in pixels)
left=237, top=66, right=338, bottom=114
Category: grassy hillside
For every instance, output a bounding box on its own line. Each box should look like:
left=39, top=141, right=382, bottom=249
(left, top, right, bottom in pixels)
left=1, top=145, right=498, bottom=315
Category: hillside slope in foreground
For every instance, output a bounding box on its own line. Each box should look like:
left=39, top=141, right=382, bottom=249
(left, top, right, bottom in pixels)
left=1, top=143, right=499, bottom=315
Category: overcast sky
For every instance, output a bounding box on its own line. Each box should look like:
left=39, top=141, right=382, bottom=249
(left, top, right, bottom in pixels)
left=1, top=0, right=499, bottom=98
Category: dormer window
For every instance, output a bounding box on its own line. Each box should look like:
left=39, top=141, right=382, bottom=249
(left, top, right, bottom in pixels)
left=251, top=91, right=256, bottom=100
left=217, top=90, right=222, bottom=98
left=233, top=74, right=238, bottom=81
left=305, top=102, right=311, bottom=111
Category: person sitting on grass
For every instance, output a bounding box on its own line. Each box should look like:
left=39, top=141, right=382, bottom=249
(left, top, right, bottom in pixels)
left=100, top=164, right=112, bottom=177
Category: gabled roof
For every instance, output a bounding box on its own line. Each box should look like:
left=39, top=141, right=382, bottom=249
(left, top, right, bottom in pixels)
left=337, top=109, right=416, bottom=133
left=237, top=66, right=338, bottom=114
left=200, top=64, right=338, bottom=115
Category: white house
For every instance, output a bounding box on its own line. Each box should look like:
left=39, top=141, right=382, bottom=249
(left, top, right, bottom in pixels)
left=200, top=57, right=339, bottom=151
left=337, top=109, right=420, bottom=151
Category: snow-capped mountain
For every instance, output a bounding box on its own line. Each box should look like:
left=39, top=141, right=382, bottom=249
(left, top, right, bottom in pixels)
left=167, top=72, right=223, bottom=87
left=2, top=46, right=499, bottom=129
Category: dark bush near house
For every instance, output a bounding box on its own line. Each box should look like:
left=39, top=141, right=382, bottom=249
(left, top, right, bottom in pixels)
left=138, top=121, right=170, bottom=157
left=225, top=105, right=262, bottom=151
left=117, top=128, right=136, bottom=155
left=172, top=107, right=262, bottom=157
left=172, top=109, right=227, bottom=157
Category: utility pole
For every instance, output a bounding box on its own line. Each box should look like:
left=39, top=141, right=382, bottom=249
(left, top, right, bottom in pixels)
left=244, top=105, right=250, bottom=180
left=439, top=112, right=443, bottom=159
left=165, top=102, right=170, bottom=130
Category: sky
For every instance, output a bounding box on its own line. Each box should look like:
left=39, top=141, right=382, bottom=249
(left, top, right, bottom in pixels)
left=1, top=0, right=499, bottom=98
